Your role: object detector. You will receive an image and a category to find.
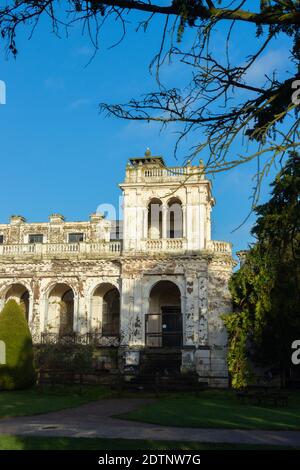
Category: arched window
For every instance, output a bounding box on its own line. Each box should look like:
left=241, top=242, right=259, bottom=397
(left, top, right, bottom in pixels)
left=5, top=284, right=30, bottom=321
left=60, top=289, right=75, bottom=336
left=102, top=288, right=120, bottom=336
left=21, top=291, right=30, bottom=321
left=47, top=284, right=74, bottom=336
left=167, top=198, right=183, bottom=238
left=148, top=198, right=162, bottom=239
left=91, top=283, right=120, bottom=336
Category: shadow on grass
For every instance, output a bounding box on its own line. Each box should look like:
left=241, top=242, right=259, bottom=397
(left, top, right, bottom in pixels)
left=0, top=435, right=298, bottom=451
left=0, top=385, right=112, bottom=419
left=116, top=391, right=300, bottom=431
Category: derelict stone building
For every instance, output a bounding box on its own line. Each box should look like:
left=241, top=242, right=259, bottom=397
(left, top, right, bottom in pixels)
left=0, top=150, right=233, bottom=386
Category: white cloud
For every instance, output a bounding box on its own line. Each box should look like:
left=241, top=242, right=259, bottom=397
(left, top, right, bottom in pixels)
left=69, top=98, right=91, bottom=109
left=44, top=77, right=65, bottom=90
left=245, top=48, right=289, bottom=85
left=75, top=46, right=94, bottom=57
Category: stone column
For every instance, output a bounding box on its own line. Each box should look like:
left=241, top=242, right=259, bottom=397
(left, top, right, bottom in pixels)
left=185, top=188, right=194, bottom=250
left=120, top=277, right=134, bottom=346
left=198, top=275, right=208, bottom=346
left=181, top=274, right=198, bottom=373
left=183, top=275, right=197, bottom=347
left=29, top=280, right=41, bottom=343
left=182, top=204, right=187, bottom=238
left=199, top=188, right=206, bottom=249
left=206, top=259, right=232, bottom=387
left=162, top=204, right=168, bottom=239
left=143, top=207, right=148, bottom=240
left=77, top=287, right=89, bottom=335
left=119, top=276, right=143, bottom=372
left=131, top=278, right=144, bottom=347
left=206, top=204, right=212, bottom=243
left=40, top=294, right=48, bottom=333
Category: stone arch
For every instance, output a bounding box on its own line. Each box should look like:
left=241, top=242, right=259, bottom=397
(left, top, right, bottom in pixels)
left=167, top=197, right=183, bottom=238
left=147, top=198, right=162, bottom=239
left=47, top=283, right=75, bottom=336
left=43, top=279, right=77, bottom=298
left=3, top=283, right=31, bottom=322
left=145, top=277, right=184, bottom=300
left=90, top=282, right=120, bottom=336
left=146, top=280, right=182, bottom=348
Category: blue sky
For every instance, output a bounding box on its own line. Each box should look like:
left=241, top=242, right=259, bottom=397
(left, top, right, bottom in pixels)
left=0, top=4, right=291, bottom=256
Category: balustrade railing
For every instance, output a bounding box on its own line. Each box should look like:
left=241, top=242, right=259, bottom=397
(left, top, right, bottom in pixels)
left=145, top=238, right=184, bottom=252
left=126, top=165, right=204, bottom=183
left=40, top=332, right=120, bottom=347
left=0, top=241, right=122, bottom=257
left=0, top=239, right=231, bottom=256
left=206, top=240, right=232, bottom=253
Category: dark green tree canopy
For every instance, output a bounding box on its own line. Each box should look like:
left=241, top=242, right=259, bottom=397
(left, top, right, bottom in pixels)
left=224, top=152, right=300, bottom=388
left=0, top=299, right=35, bottom=390
left=0, top=1, right=299, bottom=183
left=252, top=152, right=300, bottom=255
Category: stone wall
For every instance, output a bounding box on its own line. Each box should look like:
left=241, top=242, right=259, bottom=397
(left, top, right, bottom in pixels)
left=0, top=251, right=232, bottom=386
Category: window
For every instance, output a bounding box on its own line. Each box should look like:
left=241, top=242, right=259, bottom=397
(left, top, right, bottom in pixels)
left=148, top=198, right=162, bottom=239
left=167, top=198, right=183, bottom=238
left=110, top=222, right=122, bottom=240
left=102, top=288, right=120, bottom=336
left=29, top=234, right=43, bottom=244
left=0, top=235, right=4, bottom=244
left=68, top=233, right=84, bottom=243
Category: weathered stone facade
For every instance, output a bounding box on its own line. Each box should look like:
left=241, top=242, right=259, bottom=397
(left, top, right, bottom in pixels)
left=0, top=151, right=233, bottom=386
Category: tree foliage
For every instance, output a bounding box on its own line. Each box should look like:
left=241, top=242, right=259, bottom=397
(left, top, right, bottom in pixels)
left=0, top=1, right=299, bottom=192
left=224, top=152, right=300, bottom=388
left=0, top=299, right=36, bottom=390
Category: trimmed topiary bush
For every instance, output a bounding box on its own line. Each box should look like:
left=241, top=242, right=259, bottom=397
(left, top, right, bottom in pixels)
left=0, top=299, right=36, bottom=390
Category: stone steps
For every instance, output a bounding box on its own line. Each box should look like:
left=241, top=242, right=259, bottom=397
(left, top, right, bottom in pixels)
left=140, top=348, right=182, bottom=374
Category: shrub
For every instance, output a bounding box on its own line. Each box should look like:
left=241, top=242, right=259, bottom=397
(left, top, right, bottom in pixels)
left=35, top=344, right=94, bottom=373
left=0, top=299, right=36, bottom=390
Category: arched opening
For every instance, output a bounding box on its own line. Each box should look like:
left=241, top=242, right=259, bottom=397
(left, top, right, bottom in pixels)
left=167, top=197, right=183, bottom=238
left=5, top=284, right=30, bottom=321
left=47, top=283, right=74, bottom=337
left=146, top=280, right=182, bottom=348
left=91, top=283, right=120, bottom=336
left=148, top=198, right=162, bottom=239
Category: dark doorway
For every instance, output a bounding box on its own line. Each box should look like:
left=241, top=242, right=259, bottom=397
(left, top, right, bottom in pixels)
left=147, top=281, right=182, bottom=348
left=102, top=287, right=120, bottom=336
left=60, top=288, right=74, bottom=336
left=161, top=306, right=182, bottom=348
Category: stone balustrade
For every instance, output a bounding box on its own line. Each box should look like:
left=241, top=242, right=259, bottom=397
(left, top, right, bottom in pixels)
left=0, top=241, right=122, bottom=258
left=0, top=238, right=232, bottom=257
left=125, top=165, right=205, bottom=183
left=144, top=238, right=186, bottom=252
left=206, top=240, right=232, bottom=254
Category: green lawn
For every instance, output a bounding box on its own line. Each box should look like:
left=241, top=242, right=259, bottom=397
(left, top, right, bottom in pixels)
left=0, top=385, right=111, bottom=419
left=117, top=390, right=300, bottom=430
left=0, top=435, right=296, bottom=450
left=2, top=387, right=300, bottom=432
